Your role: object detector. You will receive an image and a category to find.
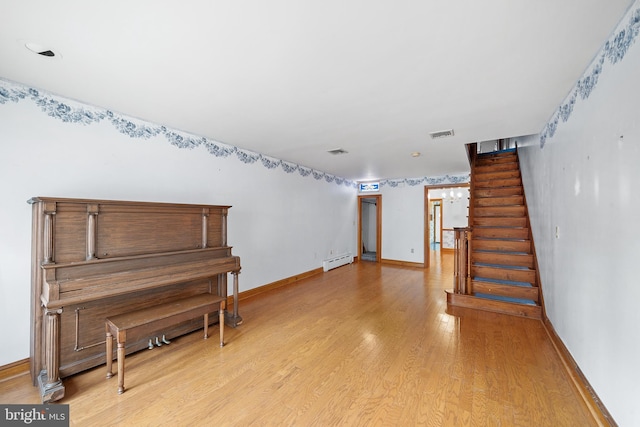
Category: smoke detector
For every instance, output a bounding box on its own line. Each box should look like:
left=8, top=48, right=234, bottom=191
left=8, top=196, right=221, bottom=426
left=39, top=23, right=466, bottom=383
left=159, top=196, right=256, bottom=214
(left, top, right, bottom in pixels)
left=429, top=129, right=455, bottom=139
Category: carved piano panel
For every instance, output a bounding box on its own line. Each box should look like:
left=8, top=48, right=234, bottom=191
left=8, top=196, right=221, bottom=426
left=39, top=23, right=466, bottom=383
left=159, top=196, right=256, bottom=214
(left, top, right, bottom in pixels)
left=28, top=197, right=242, bottom=402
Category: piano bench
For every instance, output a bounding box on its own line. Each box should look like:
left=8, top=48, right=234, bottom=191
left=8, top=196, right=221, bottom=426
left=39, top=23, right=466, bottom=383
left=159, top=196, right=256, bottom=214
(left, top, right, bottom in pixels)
left=105, top=293, right=226, bottom=394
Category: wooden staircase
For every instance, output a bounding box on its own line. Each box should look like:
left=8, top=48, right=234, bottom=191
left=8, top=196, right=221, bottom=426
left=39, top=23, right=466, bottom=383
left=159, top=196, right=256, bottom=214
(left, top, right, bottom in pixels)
left=447, top=148, right=542, bottom=319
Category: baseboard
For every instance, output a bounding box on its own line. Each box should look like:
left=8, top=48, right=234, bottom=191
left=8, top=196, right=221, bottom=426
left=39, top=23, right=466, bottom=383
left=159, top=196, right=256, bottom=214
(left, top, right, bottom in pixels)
left=542, top=316, right=617, bottom=427
left=381, top=258, right=425, bottom=268
left=0, top=358, right=29, bottom=382
left=236, top=267, right=324, bottom=302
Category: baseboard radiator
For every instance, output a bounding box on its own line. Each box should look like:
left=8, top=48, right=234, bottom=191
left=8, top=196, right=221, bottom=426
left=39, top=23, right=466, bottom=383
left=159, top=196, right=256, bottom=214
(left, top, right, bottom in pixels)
left=323, top=253, right=353, bottom=272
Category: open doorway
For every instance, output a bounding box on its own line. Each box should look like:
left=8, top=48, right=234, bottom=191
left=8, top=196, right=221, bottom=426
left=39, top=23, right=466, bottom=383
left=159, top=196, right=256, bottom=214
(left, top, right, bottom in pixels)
left=429, top=199, right=443, bottom=252
left=358, top=195, right=381, bottom=262
left=424, top=185, right=470, bottom=268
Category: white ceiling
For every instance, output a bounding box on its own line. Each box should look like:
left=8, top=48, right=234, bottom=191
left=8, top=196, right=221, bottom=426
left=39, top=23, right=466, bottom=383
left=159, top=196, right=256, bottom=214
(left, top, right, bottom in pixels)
left=0, top=1, right=633, bottom=181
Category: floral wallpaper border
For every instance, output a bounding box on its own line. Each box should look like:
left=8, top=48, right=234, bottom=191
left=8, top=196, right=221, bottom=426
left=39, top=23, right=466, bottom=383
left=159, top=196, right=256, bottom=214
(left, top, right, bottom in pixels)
left=540, top=5, right=640, bottom=147
left=0, top=78, right=467, bottom=188
left=378, top=173, right=469, bottom=188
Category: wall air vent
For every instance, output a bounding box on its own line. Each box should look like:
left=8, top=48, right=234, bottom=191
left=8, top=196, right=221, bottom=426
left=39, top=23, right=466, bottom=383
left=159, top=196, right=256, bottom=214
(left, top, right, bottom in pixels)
left=327, top=148, right=348, bottom=155
left=429, top=129, right=455, bottom=139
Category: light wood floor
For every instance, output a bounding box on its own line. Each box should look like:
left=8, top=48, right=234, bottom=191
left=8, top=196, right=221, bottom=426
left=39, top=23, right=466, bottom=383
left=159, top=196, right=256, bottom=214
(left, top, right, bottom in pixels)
left=1, top=253, right=596, bottom=426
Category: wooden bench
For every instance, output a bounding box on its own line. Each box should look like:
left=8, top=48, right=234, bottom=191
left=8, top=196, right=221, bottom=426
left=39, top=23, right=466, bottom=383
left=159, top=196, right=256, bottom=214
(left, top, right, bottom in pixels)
left=105, top=293, right=226, bottom=394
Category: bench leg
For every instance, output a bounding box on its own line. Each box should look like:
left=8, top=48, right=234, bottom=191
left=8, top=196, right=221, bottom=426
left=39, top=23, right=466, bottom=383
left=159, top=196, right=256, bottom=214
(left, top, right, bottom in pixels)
left=106, top=330, right=113, bottom=379
left=117, top=341, right=125, bottom=394
left=219, top=301, right=225, bottom=347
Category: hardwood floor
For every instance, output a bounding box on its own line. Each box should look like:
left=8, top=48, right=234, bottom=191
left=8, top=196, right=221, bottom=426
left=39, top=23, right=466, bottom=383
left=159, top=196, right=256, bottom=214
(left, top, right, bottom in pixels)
left=1, top=253, right=596, bottom=426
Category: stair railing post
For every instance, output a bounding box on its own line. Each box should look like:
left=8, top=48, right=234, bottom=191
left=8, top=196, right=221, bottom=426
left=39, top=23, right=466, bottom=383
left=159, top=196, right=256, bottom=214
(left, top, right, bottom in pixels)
left=454, top=227, right=471, bottom=294
left=466, top=230, right=472, bottom=294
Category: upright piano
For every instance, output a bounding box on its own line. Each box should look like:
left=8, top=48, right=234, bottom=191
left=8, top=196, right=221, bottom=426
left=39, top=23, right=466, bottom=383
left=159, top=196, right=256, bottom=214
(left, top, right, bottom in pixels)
left=28, top=197, right=241, bottom=402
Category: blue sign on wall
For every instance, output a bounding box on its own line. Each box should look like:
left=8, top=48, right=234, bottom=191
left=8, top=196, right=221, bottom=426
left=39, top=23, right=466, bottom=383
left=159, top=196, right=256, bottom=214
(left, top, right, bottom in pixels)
left=359, top=182, right=379, bottom=192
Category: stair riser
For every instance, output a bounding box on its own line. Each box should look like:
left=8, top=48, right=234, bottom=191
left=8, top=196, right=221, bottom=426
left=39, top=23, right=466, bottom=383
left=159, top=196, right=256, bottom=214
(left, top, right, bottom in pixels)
left=474, top=162, right=519, bottom=173
left=474, top=178, right=522, bottom=188
left=475, top=155, right=518, bottom=166
left=472, top=266, right=536, bottom=284
left=472, top=252, right=534, bottom=268
left=471, top=281, right=539, bottom=302
left=473, top=228, right=529, bottom=240
left=474, top=187, right=523, bottom=198
left=475, top=170, right=521, bottom=181
left=474, top=206, right=525, bottom=217
left=475, top=196, right=524, bottom=207
left=473, top=217, right=527, bottom=227
left=446, top=292, right=541, bottom=319
left=472, top=240, right=531, bottom=252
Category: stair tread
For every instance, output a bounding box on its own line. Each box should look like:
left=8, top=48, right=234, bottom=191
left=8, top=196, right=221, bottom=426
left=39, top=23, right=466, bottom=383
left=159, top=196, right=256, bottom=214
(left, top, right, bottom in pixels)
left=473, top=262, right=533, bottom=271
left=472, top=277, right=534, bottom=287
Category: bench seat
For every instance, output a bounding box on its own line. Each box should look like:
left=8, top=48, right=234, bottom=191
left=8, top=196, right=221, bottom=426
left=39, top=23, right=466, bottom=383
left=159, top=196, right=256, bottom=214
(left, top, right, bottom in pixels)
left=105, top=293, right=225, bottom=394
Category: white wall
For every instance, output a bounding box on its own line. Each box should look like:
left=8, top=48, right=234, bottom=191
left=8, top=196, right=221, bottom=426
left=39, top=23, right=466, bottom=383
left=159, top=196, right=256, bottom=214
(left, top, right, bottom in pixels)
left=0, top=84, right=357, bottom=366
left=442, top=188, right=469, bottom=229
left=380, top=183, right=425, bottom=263
left=517, top=4, right=640, bottom=424
left=373, top=178, right=469, bottom=263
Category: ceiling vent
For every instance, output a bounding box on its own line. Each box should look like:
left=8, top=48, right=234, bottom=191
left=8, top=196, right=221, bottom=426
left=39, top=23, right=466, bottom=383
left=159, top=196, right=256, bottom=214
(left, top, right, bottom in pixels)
left=24, top=42, right=58, bottom=58
left=429, top=129, right=455, bottom=139
left=327, top=148, right=348, bottom=155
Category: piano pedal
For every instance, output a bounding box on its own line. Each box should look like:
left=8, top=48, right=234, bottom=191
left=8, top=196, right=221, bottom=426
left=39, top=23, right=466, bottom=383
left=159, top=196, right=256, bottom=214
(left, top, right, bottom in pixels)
left=161, top=334, right=171, bottom=345
left=148, top=339, right=154, bottom=350
left=155, top=336, right=163, bottom=347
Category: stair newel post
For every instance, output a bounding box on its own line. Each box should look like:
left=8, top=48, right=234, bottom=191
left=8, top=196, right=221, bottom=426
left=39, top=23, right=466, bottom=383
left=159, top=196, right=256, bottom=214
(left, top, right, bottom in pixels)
left=453, top=229, right=458, bottom=292
left=454, top=227, right=470, bottom=294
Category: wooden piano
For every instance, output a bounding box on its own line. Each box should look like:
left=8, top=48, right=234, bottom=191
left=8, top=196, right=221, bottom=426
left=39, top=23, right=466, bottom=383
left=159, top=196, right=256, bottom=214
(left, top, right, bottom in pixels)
left=28, top=197, right=242, bottom=402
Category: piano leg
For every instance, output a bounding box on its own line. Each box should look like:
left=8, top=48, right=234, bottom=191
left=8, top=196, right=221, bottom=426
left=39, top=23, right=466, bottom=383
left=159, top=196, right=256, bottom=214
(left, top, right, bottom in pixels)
left=224, top=271, right=243, bottom=327
left=218, top=272, right=242, bottom=327
left=38, top=307, right=65, bottom=403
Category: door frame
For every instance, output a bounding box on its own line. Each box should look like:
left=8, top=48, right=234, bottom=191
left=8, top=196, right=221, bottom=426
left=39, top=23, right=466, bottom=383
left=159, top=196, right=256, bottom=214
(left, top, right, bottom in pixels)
left=423, top=184, right=470, bottom=268
left=358, top=194, right=382, bottom=262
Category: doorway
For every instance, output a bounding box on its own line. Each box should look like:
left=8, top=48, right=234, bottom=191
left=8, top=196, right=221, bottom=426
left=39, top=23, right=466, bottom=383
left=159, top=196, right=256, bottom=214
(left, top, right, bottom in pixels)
left=358, top=195, right=381, bottom=262
left=423, top=184, right=470, bottom=268
left=429, top=199, right=443, bottom=252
